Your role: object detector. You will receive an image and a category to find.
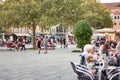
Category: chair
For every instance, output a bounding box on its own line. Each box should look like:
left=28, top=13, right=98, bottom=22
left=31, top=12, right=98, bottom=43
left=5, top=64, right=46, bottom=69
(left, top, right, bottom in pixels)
left=77, top=65, right=94, bottom=76
left=76, top=65, right=95, bottom=80
left=107, top=67, right=120, bottom=80
left=70, top=62, right=96, bottom=80
left=70, top=62, right=84, bottom=80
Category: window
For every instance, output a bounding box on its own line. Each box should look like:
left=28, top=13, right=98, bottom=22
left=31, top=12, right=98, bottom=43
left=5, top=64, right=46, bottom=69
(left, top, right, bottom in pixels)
left=19, top=27, right=22, bottom=32
left=51, top=29, right=53, bottom=32
left=114, top=16, right=117, bottom=20
left=118, top=16, right=120, bottom=19
left=114, top=22, right=117, bottom=26
left=49, top=29, right=51, bottom=33
left=56, top=27, right=59, bottom=32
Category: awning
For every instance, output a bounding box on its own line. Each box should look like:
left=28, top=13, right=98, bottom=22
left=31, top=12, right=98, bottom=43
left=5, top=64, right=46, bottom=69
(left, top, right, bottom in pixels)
left=13, top=33, right=31, bottom=37
left=68, top=33, right=74, bottom=36
left=95, top=28, right=115, bottom=33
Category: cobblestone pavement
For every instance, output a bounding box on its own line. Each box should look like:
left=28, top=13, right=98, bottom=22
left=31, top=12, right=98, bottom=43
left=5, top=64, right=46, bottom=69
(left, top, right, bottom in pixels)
left=0, top=45, right=80, bottom=80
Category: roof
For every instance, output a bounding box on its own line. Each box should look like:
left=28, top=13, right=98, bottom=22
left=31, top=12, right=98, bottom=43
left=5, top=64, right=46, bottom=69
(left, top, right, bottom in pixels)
left=103, top=2, right=120, bottom=9
left=102, top=2, right=120, bottom=15
left=0, top=0, right=3, bottom=2
left=13, top=33, right=31, bottom=37
left=95, top=28, right=115, bottom=33
left=112, top=11, right=120, bottom=15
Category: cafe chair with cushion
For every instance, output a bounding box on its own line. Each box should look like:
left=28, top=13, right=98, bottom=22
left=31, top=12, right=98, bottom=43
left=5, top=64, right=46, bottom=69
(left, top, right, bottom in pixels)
left=76, top=66, right=95, bottom=80
left=107, top=67, right=120, bottom=80
left=70, top=62, right=97, bottom=80
left=70, top=62, right=84, bottom=80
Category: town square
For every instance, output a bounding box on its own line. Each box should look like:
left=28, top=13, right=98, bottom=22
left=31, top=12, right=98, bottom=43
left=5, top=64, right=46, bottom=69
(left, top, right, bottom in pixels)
left=0, top=0, right=120, bottom=80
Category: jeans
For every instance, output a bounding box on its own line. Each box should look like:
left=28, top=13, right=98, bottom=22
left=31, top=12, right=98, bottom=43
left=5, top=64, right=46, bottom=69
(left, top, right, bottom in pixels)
left=117, top=55, right=120, bottom=66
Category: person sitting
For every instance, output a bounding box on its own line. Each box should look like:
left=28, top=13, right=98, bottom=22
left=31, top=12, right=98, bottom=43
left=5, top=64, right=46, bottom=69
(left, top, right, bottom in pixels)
left=80, top=44, right=93, bottom=65
left=12, top=40, right=18, bottom=50
left=86, top=46, right=99, bottom=74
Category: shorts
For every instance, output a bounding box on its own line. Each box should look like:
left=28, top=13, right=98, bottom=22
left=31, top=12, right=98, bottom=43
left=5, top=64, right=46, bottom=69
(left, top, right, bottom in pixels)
left=37, top=46, right=41, bottom=48
left=44, top=44, right=47, bottom=48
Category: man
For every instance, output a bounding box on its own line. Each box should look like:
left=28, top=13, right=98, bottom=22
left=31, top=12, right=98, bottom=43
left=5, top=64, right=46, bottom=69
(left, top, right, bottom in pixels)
left=59, top=37, right=63, bottom=48
left=115, top=32, right=120, bottom=66
left=21, top=37, right=26, bottom=50
left=43, top=36, right=48, bottom=54
left=63, top=37, right=66, bottom=48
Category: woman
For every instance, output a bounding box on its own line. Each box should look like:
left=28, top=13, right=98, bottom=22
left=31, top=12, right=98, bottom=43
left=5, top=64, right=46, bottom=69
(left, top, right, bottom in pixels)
left=115, top=32, right=120, bottom=66
left=99, top=41, right=105, bottom=55
left=86, top=46, right=99, bottom=68
left=36, top=37, right=42, bottom=54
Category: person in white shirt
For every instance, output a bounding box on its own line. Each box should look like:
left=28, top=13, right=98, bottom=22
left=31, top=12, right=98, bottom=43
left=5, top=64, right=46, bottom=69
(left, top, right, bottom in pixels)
left=80, top=44, right=93, bottom=65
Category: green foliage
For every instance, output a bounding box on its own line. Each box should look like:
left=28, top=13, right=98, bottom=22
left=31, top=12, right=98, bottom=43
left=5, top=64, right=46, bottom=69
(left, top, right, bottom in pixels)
left=48, top=0, right=84, bottom=26
left=0, top=0, right=113, bottom=48
left=73, top=20, right=93, bottom=49
left=71, top=50, right=82, bottom=53
left=48, top=0, right=113, bottom=29
left=0, top=0, right=113, bottom=30
left=82, top=0, right=113, bottom=28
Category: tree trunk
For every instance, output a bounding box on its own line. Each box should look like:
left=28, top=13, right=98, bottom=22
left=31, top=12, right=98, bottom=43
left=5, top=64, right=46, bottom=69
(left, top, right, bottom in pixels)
left=41, top=27, right=44, bottom=33
left=32, top=22, right=36, bottom=49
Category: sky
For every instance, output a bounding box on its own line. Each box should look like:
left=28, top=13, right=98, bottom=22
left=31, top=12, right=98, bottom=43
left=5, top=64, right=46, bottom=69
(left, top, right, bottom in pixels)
left=100, top=0, right=120, bottom=3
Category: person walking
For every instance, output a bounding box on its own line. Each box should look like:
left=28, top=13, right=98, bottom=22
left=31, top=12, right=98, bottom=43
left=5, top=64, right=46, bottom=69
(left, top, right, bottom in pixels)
left=63, top=37, right=66, bottom=48
left=21, top=37, right=26, bottom=50
left=36, top=37, right=42, bottom=54
left=60, top=37, right=63, bottom=48
left=43, top=36, right=48, bottom=54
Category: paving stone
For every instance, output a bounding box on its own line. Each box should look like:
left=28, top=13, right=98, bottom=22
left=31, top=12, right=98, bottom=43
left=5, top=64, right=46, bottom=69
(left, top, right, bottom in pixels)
left=0, top=45, right=80, bottom=80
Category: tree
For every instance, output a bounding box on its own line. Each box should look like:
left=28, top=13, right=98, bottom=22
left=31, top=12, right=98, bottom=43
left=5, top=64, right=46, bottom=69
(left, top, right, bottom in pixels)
left=0, top=2, right=12, bottom=31
left=0, top=0, right=113, bottom=49
left=82, top=0, right=113, bottom=28
left=48, top=0, right=113, bottom=29
left=73, top=20, right=93, bottom=50
left=0, top=0, right=44, bottom=48
left=0, top=0, right=55, bottom=48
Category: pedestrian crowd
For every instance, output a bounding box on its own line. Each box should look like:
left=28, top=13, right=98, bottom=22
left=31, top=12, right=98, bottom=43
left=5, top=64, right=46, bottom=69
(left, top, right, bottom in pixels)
left=36, top=36, right=71, bottom=54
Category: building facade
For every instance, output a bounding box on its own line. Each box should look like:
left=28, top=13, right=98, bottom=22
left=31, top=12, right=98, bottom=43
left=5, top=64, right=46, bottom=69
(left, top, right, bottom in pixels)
left=103, top=2, right=120, bottom=29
